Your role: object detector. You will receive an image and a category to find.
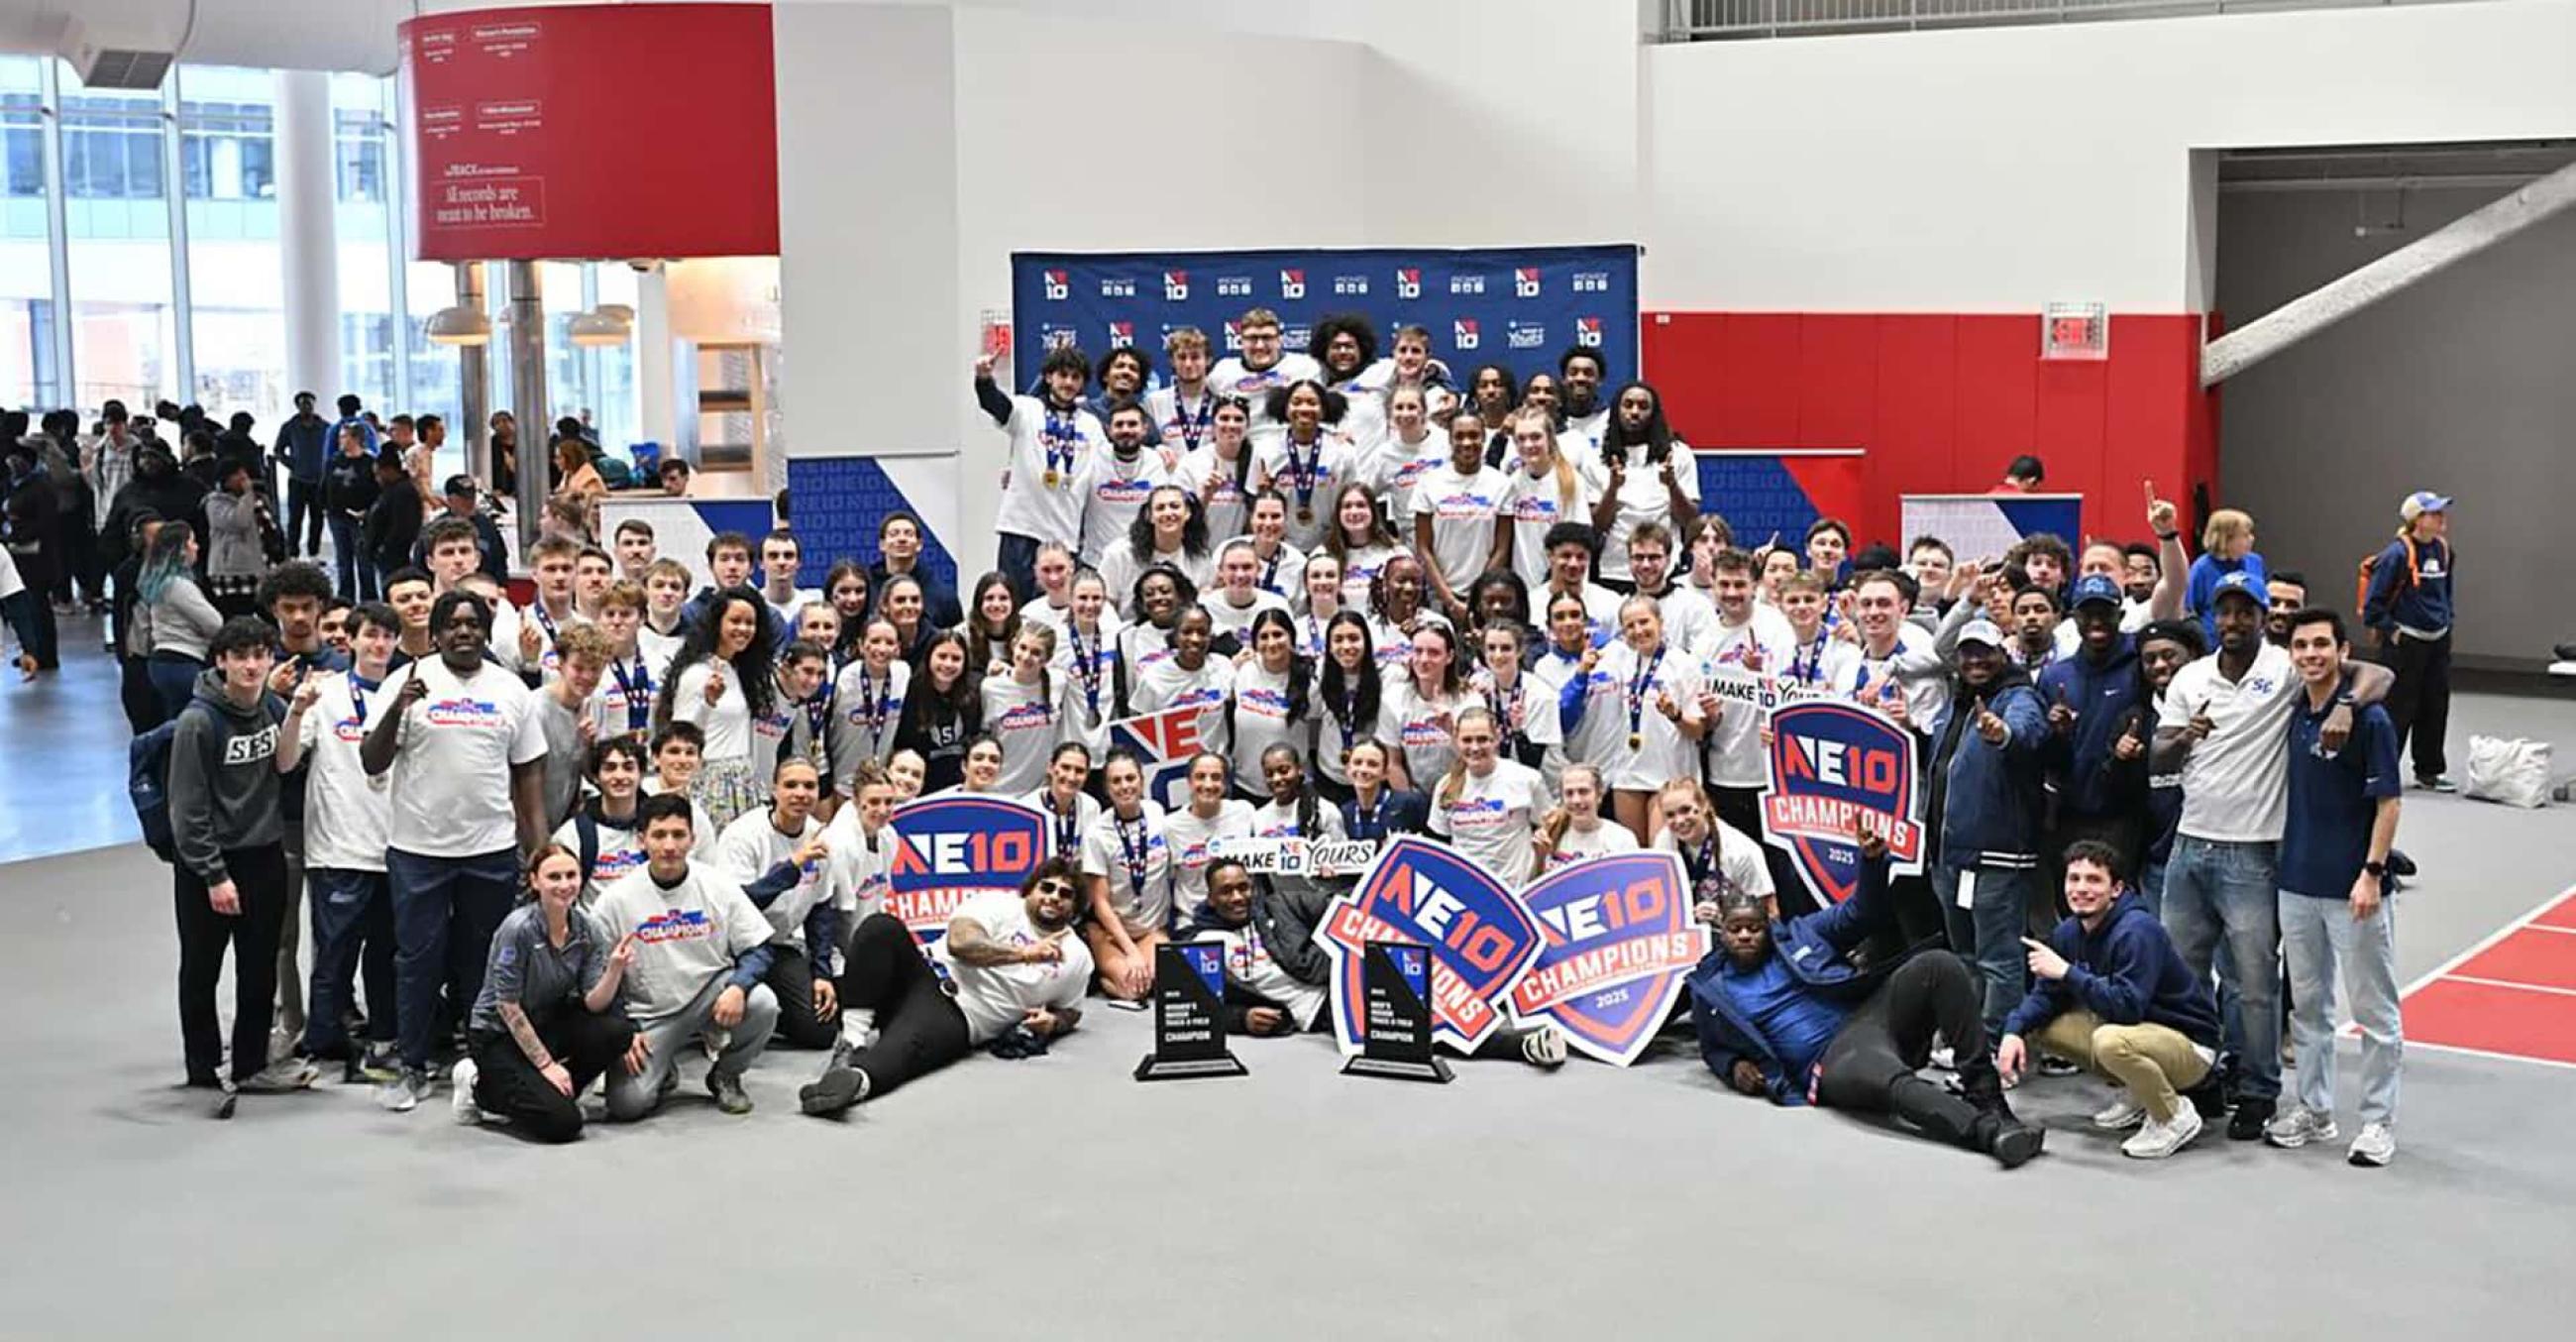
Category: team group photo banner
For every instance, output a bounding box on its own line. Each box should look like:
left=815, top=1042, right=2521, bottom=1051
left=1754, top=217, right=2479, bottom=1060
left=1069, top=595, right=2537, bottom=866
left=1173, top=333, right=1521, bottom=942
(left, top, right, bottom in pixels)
left=1011, top=245, right=1643, bottom=391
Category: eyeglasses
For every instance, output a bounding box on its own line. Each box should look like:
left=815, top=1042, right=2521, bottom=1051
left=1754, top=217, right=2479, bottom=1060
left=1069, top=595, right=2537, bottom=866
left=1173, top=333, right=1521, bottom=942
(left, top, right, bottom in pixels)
left=1032, top=879, right=1074, bottom=898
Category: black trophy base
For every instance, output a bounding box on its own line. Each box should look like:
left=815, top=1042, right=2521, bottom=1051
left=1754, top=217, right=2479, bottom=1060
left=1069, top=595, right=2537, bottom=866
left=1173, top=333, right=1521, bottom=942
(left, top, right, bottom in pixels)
left=1133, top=1051, right=1249, bottom=1081
left=1341, top=1054, right=1453, bottom=1084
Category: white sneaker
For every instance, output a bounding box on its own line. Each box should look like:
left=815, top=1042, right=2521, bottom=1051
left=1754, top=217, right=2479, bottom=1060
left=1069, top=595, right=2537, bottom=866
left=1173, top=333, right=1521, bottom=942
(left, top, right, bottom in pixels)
left=1927, top=1045, right=1957, bottom=1071
left=449, top=1059, right=483, bottom=1126
left=2121, top=1103, right=2204, bottom=1160
left=1520, top=1026, right=1567, bottom=1069
left=2263, top=1105, right=2338, bottom=1149
left=2347, top=1121, right=2397, bottom=1168
left=2090, top=1095, right=2147, bottom=1131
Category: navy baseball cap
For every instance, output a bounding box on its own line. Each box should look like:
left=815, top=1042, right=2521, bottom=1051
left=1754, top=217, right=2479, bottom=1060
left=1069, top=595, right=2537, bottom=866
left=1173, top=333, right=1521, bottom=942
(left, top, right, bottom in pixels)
left=2210, top=570, right=2264, bottom=607
left=2072, top=574, right=2123, bottom=610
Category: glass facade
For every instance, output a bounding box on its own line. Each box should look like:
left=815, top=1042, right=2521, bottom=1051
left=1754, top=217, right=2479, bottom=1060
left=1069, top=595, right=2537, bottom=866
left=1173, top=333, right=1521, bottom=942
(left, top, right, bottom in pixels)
left=0, top=55, right=636, bottom=483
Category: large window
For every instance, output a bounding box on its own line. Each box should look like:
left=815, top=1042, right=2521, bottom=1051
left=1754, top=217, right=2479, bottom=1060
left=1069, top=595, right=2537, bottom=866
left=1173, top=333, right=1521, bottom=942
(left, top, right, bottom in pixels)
left=60, top=64, right=174, bottom=411
left=0, top=56, right=53, bottom=404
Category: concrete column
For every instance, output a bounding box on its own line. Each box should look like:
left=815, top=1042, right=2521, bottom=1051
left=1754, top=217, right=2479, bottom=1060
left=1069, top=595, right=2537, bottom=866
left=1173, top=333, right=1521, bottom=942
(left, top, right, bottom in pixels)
left=505, top=260, right=549, bottom=556
left=635, top=263, right=677, bottom=449
left=456, top=262, right=489, bottom=490
left=272, top=70, right=342, bottom=408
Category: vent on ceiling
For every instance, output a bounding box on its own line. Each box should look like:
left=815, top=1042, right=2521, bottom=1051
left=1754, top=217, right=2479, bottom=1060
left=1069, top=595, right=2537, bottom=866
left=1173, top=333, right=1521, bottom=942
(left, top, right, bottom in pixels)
left=76, top=49, right=174, bottom=91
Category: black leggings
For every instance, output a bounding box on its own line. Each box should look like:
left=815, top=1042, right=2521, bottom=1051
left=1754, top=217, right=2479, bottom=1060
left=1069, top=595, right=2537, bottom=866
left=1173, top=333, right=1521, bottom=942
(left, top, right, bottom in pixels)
left=1812, top=953, right=1996, bottom=1148
left=172, top=843, right=290, bottom=1083
left=833, top=914, right=972, bottom=1098
left=762, top=951, right=844, bottom=1051
left=470, top=1010, right=636, bottom=1144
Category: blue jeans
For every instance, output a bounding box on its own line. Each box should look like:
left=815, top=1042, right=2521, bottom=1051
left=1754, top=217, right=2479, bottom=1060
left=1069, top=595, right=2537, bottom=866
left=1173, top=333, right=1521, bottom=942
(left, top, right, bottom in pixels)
left=147, top=653, right=204, bottom=726
left=385, top=847, right=519, bottom=1069
left=2280, top=889, right=2404, bottom=1128
left=995, top=531, right=1040, bottom=605
left=2162, top=836, right=2282, bottom=1100
left=328, top=512, right=376, bottom=599
left=2137, top=856, right=2168, bottom=918
left=1933, top=863, right=2031, bottom=1039
left=304, top=867, right=395, bottom=1058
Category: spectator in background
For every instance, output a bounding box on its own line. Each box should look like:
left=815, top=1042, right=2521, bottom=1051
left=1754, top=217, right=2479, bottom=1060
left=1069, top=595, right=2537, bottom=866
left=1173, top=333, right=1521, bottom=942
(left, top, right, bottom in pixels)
left=489, top=410, right=520, bottom=496
left=137, top=521, right=222, bottom=724
left=200, top=459, right=273, bottom=619
left=1990, top=454, right=2046, bottom=494
left=419, top=477, right=509, bottom=585
left=657, top=457, right=692, bottom=497
left=2264, top=571, right=2308, bottom=647
left=406, top=414, right=444, bottom=502
left=320, top=423, right=380, bottom=600
left=2184, top=507, right=2266, bottom=646
left=2363, top=492, right=2456, bottom=793
left=365, top=453, right=424, bottom=594
left=2, top=444, right=61, bottom=669
left=272, top=392, right=330, bottom=557
left=553, top=436, right=604, bottom=501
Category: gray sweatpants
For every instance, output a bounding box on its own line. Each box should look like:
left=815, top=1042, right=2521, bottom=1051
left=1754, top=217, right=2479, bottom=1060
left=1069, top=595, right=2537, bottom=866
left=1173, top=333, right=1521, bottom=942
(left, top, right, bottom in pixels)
left=603, top=975, right=780, bottom=1122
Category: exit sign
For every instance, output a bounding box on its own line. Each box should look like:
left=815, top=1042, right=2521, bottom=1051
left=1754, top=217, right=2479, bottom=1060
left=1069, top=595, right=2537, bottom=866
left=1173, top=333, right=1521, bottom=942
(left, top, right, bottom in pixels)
left=2042, top=302, right=2109, bottom=361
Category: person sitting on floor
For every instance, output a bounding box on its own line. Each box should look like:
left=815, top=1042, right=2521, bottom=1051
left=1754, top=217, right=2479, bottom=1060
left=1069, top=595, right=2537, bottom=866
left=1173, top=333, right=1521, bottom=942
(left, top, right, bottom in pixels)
left=450, top=844, right=637, bottom=1143
left=1687, top=824, right=2044, bottom=1170
left=1180, top=856, right=1330, bottom=1037
left=1996, top=839, right=2225, bottom=1162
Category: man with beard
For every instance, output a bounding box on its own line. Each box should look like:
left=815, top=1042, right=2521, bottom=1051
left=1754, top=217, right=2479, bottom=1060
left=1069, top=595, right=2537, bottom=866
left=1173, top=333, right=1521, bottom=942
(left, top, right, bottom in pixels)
left=2265, top=570, right=2308, bottom=646
left=799, top=858, right=1090, bottom=1116
left=1923, top=618, right=2050, bottom=1041
left=1181, top=857, right=1330, bottom=1037
left=2037, top=575, right=2148, bottom=919
left=1688, top=825, right=2043, bottom=1169
left=1556, top=346, right=1611, bottom=451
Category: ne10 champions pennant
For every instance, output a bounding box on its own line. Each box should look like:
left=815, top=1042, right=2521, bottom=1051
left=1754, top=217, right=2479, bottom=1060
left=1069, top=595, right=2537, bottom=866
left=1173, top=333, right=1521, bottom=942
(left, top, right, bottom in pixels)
left=1760, top=699, right=1924, bottom=906
left=886, top=797, right=1048, bottom=944
left=1507, top=851, right=1706, bottom=1066
left=1317, top=838, right=1544, bottom=1056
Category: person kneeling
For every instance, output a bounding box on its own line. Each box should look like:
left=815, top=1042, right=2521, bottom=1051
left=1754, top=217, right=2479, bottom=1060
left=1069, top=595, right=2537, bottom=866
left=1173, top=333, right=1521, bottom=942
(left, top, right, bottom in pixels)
left=1687, top=826, right=2043, bottom=1170
left=591, top=795, right=783, bottom=1119
left=1182, top=857, right=1328, bottom=1037
left=452, top=845, right=637, bottom=1141
left=1995, top=840, right=2224, bottom=1161
left=801, top=859, right=1087, bottom=1116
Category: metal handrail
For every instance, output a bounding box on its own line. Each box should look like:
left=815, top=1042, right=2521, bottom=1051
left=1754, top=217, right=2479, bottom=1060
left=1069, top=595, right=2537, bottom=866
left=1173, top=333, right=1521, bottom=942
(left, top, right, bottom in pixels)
left=1662, top=0, right=2456, bottom=41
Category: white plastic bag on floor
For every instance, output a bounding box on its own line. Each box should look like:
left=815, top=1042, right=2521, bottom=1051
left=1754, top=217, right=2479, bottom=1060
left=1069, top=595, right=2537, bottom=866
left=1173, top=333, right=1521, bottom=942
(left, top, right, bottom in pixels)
left=2463, top=735, right=2551, bottom=809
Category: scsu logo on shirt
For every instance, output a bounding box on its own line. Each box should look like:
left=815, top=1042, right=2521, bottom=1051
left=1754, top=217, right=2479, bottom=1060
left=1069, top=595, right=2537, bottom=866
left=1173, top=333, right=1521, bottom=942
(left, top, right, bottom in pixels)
left=1513, top=267, right=1541, bottom=298
left=1508, top=320, right=1547, bottom=350
left=1575, top=316, right=1603, bottom=348
left=1041, top=270, right=1068, bottom=301
left=1279, top=269, right=1306, bottom=300
left=1453, top=319, right=1480, bottom=351
left=1450, top=275, right=1485, bottom=296
left=223, top=725, right=281, bottom=766
left=1162, top=270, right=1189, bottom=300
left=1394, top=268, right=1422, bottom=299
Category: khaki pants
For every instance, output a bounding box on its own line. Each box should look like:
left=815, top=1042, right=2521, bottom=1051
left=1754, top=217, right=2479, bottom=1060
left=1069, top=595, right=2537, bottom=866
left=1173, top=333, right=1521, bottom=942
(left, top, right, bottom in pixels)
left=2035, top=1010, right=2211, bottom=1123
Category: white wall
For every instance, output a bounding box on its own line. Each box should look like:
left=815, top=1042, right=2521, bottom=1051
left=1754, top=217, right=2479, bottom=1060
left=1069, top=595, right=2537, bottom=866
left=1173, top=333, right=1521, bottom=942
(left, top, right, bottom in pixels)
left=1642, top=0, right=2576, bottom=313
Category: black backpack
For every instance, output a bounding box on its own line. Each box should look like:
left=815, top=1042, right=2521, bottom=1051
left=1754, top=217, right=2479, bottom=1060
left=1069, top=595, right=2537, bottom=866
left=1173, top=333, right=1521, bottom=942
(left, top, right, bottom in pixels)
left=129, top=704, right=211, bottom=863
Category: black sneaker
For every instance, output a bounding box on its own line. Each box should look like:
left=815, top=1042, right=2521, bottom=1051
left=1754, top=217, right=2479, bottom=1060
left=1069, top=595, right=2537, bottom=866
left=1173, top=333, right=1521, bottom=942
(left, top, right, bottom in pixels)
left=2227, top=1095, right=2276, bottom=1142
left=799, top=1064, right=871, bottom=1117
left=706, top=1068, right=754, bottom=1116
left=2182, top=1073, right=2230, bottom=1119
left=212, top=1077, right=238, bottom=1121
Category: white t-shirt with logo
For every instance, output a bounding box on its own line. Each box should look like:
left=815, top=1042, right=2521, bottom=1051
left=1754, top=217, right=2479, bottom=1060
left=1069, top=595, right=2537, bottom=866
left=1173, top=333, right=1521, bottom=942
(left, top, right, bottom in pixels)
left=1593, top=442, right=1701, bottom=582
left=1075, top=446, right=1174, bottom=567
left=711, top=810, right=829, bottom=949
left=1171, top=441, right=1257, bottom=543
left=378, top=656, right=549, bottom=857
left=1208, top=353, right=1324, bottom=425
left=1377, top=680, right=1469, bottom=788
left=1695, top=606, right=1797, bottom=789
left=979, top=672, right=1081, bottom=797
left=1364, top=432, right=1450, bottom=523
left=1163, top=799, right=1255, bottom=923
left=1133, top=655, right=1234, bottom=765
left=1428, top=758, right=1549, bottom=889
left=1546, top=818, right=1640, bottom=870
left=1592, top=641, right=1704, bottom=792
left=1334, top=542, right=1405, bottom=613
left=1198, top=587, right=1290, bottom=650
left=1080, top=801, right=1176, bottom=936
left=2158, top=641, right=2300, bottom=843
left=830, top=658, right=911, bottom=789
left=819, top=804, right=892, bottom=924
left=933, top=890, right=1093, bottom=1045
left=1228, top=658, right=1311, bottom=792
left=993, top=393, right=1105, bottom=545
left=1652, top=820, right=1776, bottom=904
left=551, top=809, right=646, bottom=905
left=1409, top=463, right=1511, bottom=592
left=1496, top=464, right=1599, bottom=592
left=592, top=864, right=775, bottom=1027
left=296, top=671, right=391, bottom=873
left=1253, top=429, right=1361, bottom=553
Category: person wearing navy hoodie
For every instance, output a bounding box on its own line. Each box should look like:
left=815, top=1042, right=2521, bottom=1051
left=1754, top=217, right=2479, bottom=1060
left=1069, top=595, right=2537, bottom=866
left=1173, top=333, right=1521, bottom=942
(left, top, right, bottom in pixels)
left=1687, top=826, right=2043, bottom=1169
left=1998, top=840, right=2224, bottom=1161
left=2362, top=492, right=2456, bottom=792
left=167, top=616, right=320, bottom=1116
left=2037, top=575, right=2148, bottom=916
left=1923, top=617, right=2049, bottom=1040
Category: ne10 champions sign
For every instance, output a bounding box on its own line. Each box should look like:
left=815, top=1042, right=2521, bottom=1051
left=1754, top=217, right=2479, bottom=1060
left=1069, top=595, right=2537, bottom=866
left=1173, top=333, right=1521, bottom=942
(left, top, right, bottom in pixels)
left=1012, top=246, right=1641, bottom=391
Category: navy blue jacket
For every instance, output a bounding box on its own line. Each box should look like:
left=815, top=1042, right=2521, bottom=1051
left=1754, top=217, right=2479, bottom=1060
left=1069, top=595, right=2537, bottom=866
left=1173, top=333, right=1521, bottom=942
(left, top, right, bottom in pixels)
left=2360, top=534, right=2453, bottom=637
left=272, top=413, right=332, bottom=484
left=1926, top=669, right=2048, bottom=873
left=2000, top=889, right=2221, bottom=1049
left=2036, top=637, right=2144, bottom=820
left=1686, top=854, right=1902, bottom=1106
left=1341, top=788, right=1430, bottom=844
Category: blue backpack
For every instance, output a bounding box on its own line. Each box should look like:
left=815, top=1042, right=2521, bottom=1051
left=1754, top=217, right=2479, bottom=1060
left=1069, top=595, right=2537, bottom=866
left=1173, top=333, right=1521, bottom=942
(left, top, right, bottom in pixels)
left=130, top=704, right=210, bottom=863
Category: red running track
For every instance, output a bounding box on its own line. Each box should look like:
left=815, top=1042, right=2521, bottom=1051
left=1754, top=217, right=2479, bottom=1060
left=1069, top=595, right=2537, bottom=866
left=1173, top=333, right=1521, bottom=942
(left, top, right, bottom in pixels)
left=2398, top=888, right=2576, bottom=1068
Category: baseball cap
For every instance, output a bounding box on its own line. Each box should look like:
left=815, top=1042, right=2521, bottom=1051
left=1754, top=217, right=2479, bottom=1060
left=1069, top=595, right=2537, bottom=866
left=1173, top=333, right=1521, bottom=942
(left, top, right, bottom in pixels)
left=2071, top=574, right=2123, bottom=610
left=2400, top=491, right=2451, bottom=521
left=2210, top=570, right=2264, bottom=606
left=1958, top=618, right=2007, bottom=648
left=443, top=474, right=478, bottom=499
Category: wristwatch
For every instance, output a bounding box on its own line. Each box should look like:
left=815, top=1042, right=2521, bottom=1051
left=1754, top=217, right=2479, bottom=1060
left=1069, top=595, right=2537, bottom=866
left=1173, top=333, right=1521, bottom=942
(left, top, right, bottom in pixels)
left=2363, top=859, right=2388, bottom=878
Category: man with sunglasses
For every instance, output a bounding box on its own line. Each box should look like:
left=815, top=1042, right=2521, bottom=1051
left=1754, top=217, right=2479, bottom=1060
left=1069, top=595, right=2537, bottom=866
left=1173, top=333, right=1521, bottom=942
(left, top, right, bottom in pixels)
left=799, top=857, right=1090, bottom=1116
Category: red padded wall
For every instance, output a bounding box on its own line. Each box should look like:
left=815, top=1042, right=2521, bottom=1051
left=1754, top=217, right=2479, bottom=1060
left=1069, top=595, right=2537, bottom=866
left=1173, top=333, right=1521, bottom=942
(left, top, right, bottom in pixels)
left=1643, top=312, right=2212, bottom=550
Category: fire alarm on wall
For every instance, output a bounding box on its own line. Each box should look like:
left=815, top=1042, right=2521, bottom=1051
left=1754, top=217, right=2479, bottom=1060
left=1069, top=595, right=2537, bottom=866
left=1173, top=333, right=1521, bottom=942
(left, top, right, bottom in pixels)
left=2041, top=302, right=2109, bottom=361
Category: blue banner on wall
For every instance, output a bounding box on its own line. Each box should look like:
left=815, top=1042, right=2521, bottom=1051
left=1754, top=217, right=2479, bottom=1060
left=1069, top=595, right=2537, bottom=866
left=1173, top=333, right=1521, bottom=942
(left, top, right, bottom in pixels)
left=1012, top=245, right=1641, bottom=393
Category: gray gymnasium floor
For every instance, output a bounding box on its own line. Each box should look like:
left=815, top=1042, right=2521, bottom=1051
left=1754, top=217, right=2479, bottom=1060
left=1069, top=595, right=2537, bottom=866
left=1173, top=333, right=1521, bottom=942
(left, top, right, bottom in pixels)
left=3, top=620, right=2572, bottom=1340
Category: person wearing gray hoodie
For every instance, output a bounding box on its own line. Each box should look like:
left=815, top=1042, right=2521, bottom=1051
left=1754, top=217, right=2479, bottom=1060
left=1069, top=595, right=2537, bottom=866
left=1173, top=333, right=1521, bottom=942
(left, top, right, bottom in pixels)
left=167, top=616, right=316, bottom=1116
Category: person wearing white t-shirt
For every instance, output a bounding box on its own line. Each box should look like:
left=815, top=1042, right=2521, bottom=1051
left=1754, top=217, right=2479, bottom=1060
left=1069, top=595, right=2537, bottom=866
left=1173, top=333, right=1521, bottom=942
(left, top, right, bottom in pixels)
left=1653, top=779, right=1776, bottom=916
left=1772, top=570, right=1861, bottom=696
left=589, top=582, right=660, bottom=745
left=1181, top=857, right=1329, bottom=1036
left=798, top=860, right=1089, bottom=1117
left=591, top=795, right=783, bottom=1119
left=1200, top=539, right=1292, bottom=651
left=1097, top=485, right=1218, bottom=609
left=1584, top=596, right=1708, bottom=842
left=1244, top=492, right=1309, bottom=615
left=1471, top=618, right=1559, bottom=772
left=1131, top=608, right=1234, bottom=766
left=1147, top=327, right=1223, bottom=469
left=1589, top=384, right=1699, bottom=587
left=553, top=735, right=654, bottom=903
left=1496, top=408, right=1601, bottom=595
left=1376, top=622, right=1474, bottom=793
left=1362, top=385, right=1450, bottom=524
left=1628, top=522, right=1718, bottom=657
left=1021, top=741, right=1101, bottom=866
left=1411, top=414, right=1512, bottom=624
left=1691, top=547, right=1796, bottom=839
left=1174, top=396, right=1258, bottom=543
left=1538, top=521, right=1625, bottom=649
left=2151, top=570, right=2390, bottom=1135
left=978, top=623, right=1081, bottom=798
left=1556, top=347, right=1613, bottom=456
left=1053, top=572, right=1120, bottom=751
left=1427, top=708, right=1549, bottom=890
left=757, top=530, right=819, bottom=632
left=1532, top=591, right=1621, bottom=798
left=830, top=617, right=911, bottom=792
left=1163, top=752, right=1256, bottom=921
left=1535, top=763, right=1639, bottom=870
left=1228, top=610, right=1313, bottom=795
left=1018, top=542, right=1078, bottom=633
left=1352, top=323, right=1459, bottom=422
left=1207, top=307, right=1322, bottom=428
left=710, top=757, right=842, bottom=1052
left=1076, top=402, right=1173, bottom=566
left=274, top=601, right=399, bottom=1079
left=659, top=588, right=776, bottom=831
left=1833, top=570, right=1953, bottom=734
left=1314, top=313, right=1388, bottom=453
left=975, top=346, right=1105, bottom=599
left=361, top=589, right=550, bottom=1109
left=1080, top=753, right=1176, bottom=1000
left=636, top=559, right=693, bottom=682
left=1248, top=743, right=1352, bottom=910
left=1252, top=382, right=1362, bottom=554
